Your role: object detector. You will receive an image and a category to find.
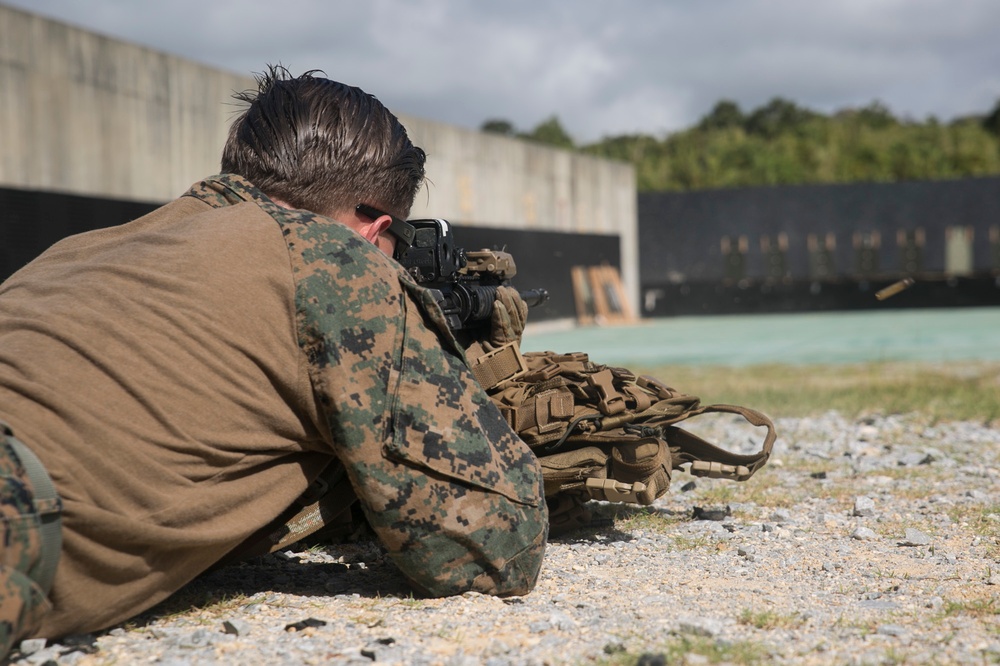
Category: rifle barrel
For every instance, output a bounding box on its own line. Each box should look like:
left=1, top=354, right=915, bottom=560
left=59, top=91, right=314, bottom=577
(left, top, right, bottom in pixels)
left=519, top=288, right=549, bottom=308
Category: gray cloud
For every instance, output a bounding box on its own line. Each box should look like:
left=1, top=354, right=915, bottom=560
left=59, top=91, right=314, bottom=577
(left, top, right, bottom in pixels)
left=6, top=0, right=1000, bottom=142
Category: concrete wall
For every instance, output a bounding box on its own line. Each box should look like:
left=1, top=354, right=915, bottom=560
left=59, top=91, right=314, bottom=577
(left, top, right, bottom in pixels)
left=0, top=5, right=251, bottom=202
left=0, top=4, right=638, bottom=310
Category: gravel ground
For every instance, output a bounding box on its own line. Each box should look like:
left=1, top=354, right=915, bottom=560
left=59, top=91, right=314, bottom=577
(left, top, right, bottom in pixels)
left=9, top=411, right=1000, bottom=665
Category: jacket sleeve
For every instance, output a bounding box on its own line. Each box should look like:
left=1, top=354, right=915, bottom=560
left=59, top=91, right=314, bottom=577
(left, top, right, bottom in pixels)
left=284, top=218, right=547, bottom=597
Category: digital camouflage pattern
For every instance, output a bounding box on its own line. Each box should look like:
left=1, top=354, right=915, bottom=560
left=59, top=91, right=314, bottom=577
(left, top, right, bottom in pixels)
left=0, top=426, right=50, bottom=657
left=186, top=176, right=548, bottom=596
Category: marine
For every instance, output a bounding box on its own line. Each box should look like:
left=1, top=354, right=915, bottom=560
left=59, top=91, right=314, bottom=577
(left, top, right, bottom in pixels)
left=0, top=66, right=547, bottom=657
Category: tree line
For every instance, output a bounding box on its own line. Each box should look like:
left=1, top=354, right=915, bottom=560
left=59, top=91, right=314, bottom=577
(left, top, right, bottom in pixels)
left=481, top=98, right=1000, bottom=191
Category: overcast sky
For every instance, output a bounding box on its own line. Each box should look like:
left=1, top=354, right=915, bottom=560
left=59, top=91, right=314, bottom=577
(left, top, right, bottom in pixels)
left=6, top=0, right=1000, bottom=143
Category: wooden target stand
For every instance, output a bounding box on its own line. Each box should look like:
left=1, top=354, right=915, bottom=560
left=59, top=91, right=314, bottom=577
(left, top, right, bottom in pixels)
left=571, top=264, right=635, bottom=326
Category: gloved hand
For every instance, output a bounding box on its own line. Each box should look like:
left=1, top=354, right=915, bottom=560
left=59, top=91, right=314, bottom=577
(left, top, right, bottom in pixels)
left=487, top=286, right=529, bottom=349
left=462, top=286, right=530, bottom=370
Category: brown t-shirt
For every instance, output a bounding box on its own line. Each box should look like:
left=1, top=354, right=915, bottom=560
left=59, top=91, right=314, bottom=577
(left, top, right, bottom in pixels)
left=0, top=194, right=332, bottom=634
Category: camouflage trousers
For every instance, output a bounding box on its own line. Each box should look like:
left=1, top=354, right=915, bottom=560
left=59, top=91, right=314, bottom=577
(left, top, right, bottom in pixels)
left=0, top=422, right=61, bottom=659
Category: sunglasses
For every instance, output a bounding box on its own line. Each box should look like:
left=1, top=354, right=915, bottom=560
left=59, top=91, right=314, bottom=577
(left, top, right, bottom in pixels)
left=355, top=204, right=416, bottom=249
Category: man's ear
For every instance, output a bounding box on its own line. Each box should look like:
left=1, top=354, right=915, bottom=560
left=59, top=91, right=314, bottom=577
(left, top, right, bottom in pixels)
left=360, top=215, right=393, bottom=243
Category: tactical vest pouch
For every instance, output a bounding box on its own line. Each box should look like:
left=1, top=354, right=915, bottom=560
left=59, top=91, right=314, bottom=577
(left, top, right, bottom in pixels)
left=480, top=349, right=776, bottom=509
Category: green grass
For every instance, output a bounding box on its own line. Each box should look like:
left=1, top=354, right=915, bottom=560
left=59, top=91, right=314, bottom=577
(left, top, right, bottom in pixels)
left=609, top=506, right=684, bottom=533
left=959, top=506, right=1000, bottom=536
left=941, top=595, right=1000, bottom=618
left=738, top=608, right=806, bottom=631
left=635, top=361, right=1000, bottom=423
left=598, top=635, right=771, bottom=665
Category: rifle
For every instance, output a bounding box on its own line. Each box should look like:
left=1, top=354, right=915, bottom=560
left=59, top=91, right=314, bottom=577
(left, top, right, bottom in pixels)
left=394, top=219, right=548, bottom=331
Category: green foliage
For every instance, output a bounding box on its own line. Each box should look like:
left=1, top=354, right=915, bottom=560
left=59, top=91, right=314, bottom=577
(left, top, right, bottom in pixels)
left=983, top=98, right=1000, bottom=136
left=480, top=116, right=576, bottom=149
left=481, top=98, right=1000, bottom=190
left=480, top=119, right=516, bottom=136
left=698, top=100, right=745, bottom=131
left=744, top=97, right=820, bottom=138
left=521, top=115, right=575, bottom=149
left=577, top=98, right=1000, bottom=191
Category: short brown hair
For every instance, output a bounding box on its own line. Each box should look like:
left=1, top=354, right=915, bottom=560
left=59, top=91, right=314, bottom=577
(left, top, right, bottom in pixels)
left=221, top=65, right=426, bottom=218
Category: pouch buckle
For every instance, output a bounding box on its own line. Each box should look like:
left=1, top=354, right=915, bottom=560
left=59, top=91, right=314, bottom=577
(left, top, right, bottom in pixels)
left=689, top=460, right=752, bottom=481
left=587, top=369, right=625, bottom=415
left=585, top=477, right=648, bottom=503
left=470, top=342, right=528, bottom=390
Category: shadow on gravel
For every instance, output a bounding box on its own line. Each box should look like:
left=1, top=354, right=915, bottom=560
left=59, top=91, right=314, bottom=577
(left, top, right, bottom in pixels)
left=548, top=503, right=691, bottom=543
left=130, top=538, right=412, bottom=628
left=131, top=503, right=700, bottom=629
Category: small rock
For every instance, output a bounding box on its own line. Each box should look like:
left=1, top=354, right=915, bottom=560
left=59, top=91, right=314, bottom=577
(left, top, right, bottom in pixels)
left=19, top=646, right=62, bottom=665
left=17, top=638, right=47, bottom=655
left=898, top=452, right=934, bottom=466
left=679, top=481, right=697, bottom=492
left=857, top=424, right=879, bottom=441
left=284, top=617, right=328, bottom=632
left=853, top=496, right=876, bottom=517
left=676, top=616, right=724, bottom=637
left=768, top=508, right=792, bottom=523
left=899, top=528, right=931, bottom=546
left=851, top=526, right=878, bottom=540
left=692, top=506, right=731, bottom=521
left=877, top=624, right=907, bottom=637
left=222, top=619, right=251, bottom=636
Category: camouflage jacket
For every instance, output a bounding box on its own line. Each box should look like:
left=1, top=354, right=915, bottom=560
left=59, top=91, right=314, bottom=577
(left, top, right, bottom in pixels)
left=187, top=175, right=548, bottom=596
